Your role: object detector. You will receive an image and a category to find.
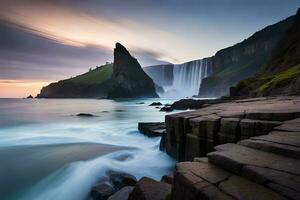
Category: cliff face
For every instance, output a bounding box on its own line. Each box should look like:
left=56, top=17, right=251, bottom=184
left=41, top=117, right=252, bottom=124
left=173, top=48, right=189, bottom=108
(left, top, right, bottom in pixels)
left=143, top=64, right=174, bottom=87
left=198, top=15, right=295, bottom=98
left=107, top=43, right=158, bottom=98
left=37, top=64, right=113, bottom=98
left=37, top=43, right=158, bottom=98
left=233, top=9, right=300, bottom=97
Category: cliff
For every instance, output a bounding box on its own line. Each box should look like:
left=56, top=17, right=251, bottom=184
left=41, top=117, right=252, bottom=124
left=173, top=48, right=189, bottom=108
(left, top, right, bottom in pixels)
left=36, top=63, right=113, bottom=98
left=107, top=43, right=158, bottom=98
left=198, top=15, right=295, bottom=98
left=37, top=43, right=158, bottom=98
left=233, top=8, right=300, bottom=97
left=143, top=64, right=174, bottom=87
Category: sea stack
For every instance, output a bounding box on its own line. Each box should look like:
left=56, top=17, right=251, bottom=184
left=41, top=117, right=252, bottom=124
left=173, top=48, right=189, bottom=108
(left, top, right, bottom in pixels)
left=107, top=43, right=158, bottom=98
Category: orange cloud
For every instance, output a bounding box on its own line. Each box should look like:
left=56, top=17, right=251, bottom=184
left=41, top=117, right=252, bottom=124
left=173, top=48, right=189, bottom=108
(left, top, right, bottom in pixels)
left=0, top=0, right=183, bottom=63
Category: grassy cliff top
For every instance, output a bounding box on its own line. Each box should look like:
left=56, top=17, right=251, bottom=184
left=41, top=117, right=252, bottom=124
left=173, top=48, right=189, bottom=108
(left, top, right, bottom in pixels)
left=61, top=63, right=113, bottom=85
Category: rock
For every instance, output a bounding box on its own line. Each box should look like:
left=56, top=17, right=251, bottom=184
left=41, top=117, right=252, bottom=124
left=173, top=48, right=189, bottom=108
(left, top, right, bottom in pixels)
left=239, top=135, right=300, bottom=159
left=242, top=165, right=300, bottom=199
left=219, top=176, right=286, bottom=200
left=128, top=177, right=171, bottom=200
left=26, top=95, right=33, bottom=98
left=90, top=183, right=115, bottom=200
left=159, top=134, right=166, bottom=151
left=108, top=186, right=134, bottom=200
left=107, top=43, right=158, bottom=98
left=159, top=106, right=174, bottom=112
left=138, top=122, right=165, bottom=137
left=149, top=102, right=162, bottom=106
left=76, top=113, right=94, bottom=117
left=209, top=143, right=300, bottom=175
left=108, top=171, right=137, bottom=190
left=160, top=173, right=173, bottom=184
left=219, top=118, right=241, bottom=143
left=136, top=102, right=145, bottom=104
left=172, top=162, right=234, bottom=200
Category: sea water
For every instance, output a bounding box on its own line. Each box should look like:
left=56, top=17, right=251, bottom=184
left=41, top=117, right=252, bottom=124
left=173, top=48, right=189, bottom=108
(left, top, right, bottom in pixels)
left=0, top=98, right=177, bottom=200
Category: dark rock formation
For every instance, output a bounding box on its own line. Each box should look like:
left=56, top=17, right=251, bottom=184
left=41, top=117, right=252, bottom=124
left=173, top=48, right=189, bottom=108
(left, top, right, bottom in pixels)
left=128, top=177, right=171, bottom=200
left=26, top=95, right=33, bottom=98
left=90, top=183, right=115, bottom=200
left=108, top=186, right=134, bottom=200
left=159, top=106, right=174, bottom=112
left=107, top=43, right=158, bottom=98
left=108, top=171, right=137, bottom=190
left=170, top=102, right=300, bottom=200
left=233, top=8, right=300, bottom=97
left=149, top=102, right=162, bottom=106
left=162, top=96, right=300, bottom=161
left=198, top=14, right=295, bottom=98
left=76, top=113, right=94, bottom=117
left=138, top=122, right=165, bottom=137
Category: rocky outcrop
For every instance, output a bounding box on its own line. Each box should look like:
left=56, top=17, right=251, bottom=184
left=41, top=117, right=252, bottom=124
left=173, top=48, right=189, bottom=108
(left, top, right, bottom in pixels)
left=128, top=177, right=171, bottom=200
left=107, top=43, right=158, bottom=98
left=162, top=96, right=300, bottom=161
left=138, top=122, right=166, bottom=137
left=37, top=43, right=158, bottom=98
left=233, top=8, right=300, bottom=97
left=198, top=14, right=295, bottom=98
left=171, top=111, right=300, bottom=200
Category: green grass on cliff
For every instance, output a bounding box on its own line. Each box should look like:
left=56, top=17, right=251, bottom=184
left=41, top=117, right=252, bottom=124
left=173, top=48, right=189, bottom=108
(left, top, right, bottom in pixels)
left=258, top=64, right=300, bottom=92
left=64, top=63, right=113, bottom=85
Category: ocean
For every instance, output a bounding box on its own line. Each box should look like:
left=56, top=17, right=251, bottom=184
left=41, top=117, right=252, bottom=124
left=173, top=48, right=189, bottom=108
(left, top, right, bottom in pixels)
left=0, top=98, right=176, bottom=200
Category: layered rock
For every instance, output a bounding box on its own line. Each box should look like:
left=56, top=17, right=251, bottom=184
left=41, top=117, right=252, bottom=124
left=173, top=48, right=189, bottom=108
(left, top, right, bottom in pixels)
left=107, top=43, right=158, bottom=98
left=162, top=96, right=300, bottom=161
left=171, top=109, right=300, bottom=200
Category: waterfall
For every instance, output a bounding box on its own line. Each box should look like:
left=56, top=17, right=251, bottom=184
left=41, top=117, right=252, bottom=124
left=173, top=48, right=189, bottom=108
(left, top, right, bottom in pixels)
left=161, top=58, right=213, bottom=98
left=144, top=58, right=213, bottom=98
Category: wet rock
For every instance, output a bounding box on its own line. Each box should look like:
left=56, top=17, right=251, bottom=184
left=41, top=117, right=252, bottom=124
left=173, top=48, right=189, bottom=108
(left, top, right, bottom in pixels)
left=128, top=177, right=171, bottom=200
left=159, top=106, right=174, bottom=112
left=76, top=113, right=94, bottom=117
left=108, top=186, right=134, bottom=200
left=26, top=95, right=33, bottom=98
left=149, top=102, right=162, bottom=106
left=108, top=171, right=137, bottom=190
left=160, top=173, right=173, bottom=184
left=138, top=122, right=165, bottom=137
left=136, top=102, right=145, bottom=104
left=90, top=183, right=115, bottom=200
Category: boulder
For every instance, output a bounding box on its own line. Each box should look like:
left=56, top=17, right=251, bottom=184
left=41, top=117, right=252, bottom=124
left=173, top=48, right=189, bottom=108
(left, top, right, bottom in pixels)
left=128, top=177, right=171, bottom=200
left=26, top=95, right=33, bottom=98
left=149, top=102, right=162, bottom=106
left=108, top=186, right=134, bottom=200
left=76, top=113, right=94, bottom=117
left=160, top=106, right=174, bottom=112
left=160, top=173, right=173, bottom=184
left=90, top=183, right=115, bottom=200
left=138, top=122, right=165, bottom=137
left=108, top=171, right=137, bottom=190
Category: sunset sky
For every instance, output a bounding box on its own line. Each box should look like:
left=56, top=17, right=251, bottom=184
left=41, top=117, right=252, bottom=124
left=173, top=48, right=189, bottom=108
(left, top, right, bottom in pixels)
left=0, top=0, right=299, bottom=97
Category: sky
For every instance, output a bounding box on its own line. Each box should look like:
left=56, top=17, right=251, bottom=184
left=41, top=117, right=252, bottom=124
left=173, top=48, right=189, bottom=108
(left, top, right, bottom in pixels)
left=0, top=0, right=299, bottom=97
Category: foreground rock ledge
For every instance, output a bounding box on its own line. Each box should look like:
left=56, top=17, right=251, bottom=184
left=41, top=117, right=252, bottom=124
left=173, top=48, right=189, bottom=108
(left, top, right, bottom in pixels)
left=166, top=96, right=300, bottom=200
left=162, top=96, right=300, bottom=161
